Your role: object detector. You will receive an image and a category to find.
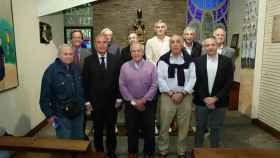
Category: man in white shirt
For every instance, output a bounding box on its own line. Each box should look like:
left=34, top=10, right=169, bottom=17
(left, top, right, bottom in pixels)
left=145, top=20, right=170, bottom=135
left=193, top=37, right=233, bottom=147
left=157, top=35, right=196, bottom=158
left=145, top=20, right=170, bottom=65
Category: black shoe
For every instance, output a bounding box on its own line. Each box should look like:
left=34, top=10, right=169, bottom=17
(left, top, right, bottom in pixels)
left=144, top=154, right=154, bottom=158
left=107, top=152, right=117, bottom=158
left=178, top=154, right=185, bottom=158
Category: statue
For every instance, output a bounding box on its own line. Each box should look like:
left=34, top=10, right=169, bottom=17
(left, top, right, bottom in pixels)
left=133, top=9, right=145, bottom=43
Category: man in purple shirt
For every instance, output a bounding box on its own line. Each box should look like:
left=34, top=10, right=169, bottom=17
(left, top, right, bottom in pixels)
left=119, top=42, right=158, bottom=158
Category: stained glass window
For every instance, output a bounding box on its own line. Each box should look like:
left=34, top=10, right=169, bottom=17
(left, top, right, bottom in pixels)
left=187, top=0, right=228, bottom=40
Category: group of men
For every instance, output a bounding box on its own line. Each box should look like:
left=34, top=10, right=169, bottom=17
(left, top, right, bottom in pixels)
left=40, top=20, right=234, bottom=158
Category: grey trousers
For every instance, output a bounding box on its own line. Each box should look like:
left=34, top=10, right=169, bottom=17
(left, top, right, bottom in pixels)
left=194, top=106, right=226, bottom=148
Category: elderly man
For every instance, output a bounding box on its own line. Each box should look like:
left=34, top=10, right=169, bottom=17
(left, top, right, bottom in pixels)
left=213, top=27, right=235, bottom=66
left=183, top=26, right=202, bottom=59
left=120, top=31, right=141, bottom=66
left=194, top=37, right=233, bottom=148
left=145, top=20, right=170, bottom=65
left=82, top=35, right=120, bottom=158
left=119, top=42, right=158, bottom=158
left=71, top=30, right=92, bottom=69
left=101, top=28, right=121, bottom=57
left=157, top=35, right=196, bottom=158
left=40, top=44, right=85, bottom=139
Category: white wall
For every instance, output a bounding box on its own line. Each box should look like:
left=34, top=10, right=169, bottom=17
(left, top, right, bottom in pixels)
left=38, top=0, right=96, bottom=16
left=0, top=0, right=60, bottom=135
left=227, top=0, right=245, bottom=82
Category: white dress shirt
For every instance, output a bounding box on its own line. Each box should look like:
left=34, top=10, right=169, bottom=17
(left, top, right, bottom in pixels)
left=97, top=52, right=107, bottom=68
left=157, top=52, right=196, bottom=93
left=207, top=53, right=219, bottom=94
left=145, top=36, right=170, bottom=65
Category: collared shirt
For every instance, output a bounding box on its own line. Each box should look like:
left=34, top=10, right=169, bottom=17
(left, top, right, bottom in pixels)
left=97, top=52, right=107, bottom=68
left=145, top=36, right=170, bottom=65
left=207, top=53, right=219, bottom=94
left=184, top=42, right=193, bottom=55
left=119, top=59, right=158, bottom=101
left=157, top=52, right=196, bottom=93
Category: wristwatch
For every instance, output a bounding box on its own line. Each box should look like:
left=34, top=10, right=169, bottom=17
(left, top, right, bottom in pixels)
left=130, top=100, right=136, bottom=106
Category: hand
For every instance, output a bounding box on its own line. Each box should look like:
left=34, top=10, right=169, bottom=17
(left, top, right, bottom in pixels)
left=203, top=97, right=218, bottom=109
left=85, top=101, right=93, bottom=115
left=47, top=116, right=57, bottom=124
left=134, top=98, right=146, bottom=111
left=168, top=91, right=175, bottom=98
left=115, top=98, right=123, bottom=109
left=171, top=93, right=184, bottom=105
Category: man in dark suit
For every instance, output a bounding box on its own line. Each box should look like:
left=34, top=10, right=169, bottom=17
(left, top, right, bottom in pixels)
left=183, top=26, right=202, bottom=59
left=193, top=37, right=233, bottom=148
left=82, top=35, right=120, bottom=158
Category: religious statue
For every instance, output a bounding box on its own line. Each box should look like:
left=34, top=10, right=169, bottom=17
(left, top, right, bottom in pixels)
left=133, top=9, right=145, bottom=43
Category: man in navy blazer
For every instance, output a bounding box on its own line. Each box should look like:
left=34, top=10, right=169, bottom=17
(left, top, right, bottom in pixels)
left=193, top=36, right=233, bottom=147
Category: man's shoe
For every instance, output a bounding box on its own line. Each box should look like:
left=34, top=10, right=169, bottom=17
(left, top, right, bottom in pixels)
left=159, top=153, right=167, bottom=158
left=107, top=152, right=117, bottom=158
left=177, top=154, right=185, bottom=158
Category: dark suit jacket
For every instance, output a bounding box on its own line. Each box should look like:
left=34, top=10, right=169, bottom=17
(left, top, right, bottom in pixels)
left=82, top=50, right=120, bottom=106
left=79, top=48, right=92, bottom=70
left=193, top=54, right=233, bottom=108
left=184, top=41, right=202, bottom=59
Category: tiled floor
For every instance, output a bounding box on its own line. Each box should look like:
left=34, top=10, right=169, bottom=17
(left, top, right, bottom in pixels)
left=32, top=111, right=280, bottom=158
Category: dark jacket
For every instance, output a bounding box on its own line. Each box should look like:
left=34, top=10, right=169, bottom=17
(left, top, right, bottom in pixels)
left=193, top=54, right=233, bottom=108
left=184, top=41, right=202, bottom=59
left=82, top=50, right=120, bottom=106
left=40, top=58, right=84, bottom=118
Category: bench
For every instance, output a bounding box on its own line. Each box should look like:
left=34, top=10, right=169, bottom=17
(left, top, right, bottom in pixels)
left=0, top=136, right=104, bottom=158
left=193, top=148, right=280, bottom=158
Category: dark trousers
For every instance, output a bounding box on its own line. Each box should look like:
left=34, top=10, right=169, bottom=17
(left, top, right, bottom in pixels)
left=92, top=99, right=117, bottom=153
left=194, top=106, right=226, bottom=148
left=125, top=102, right=155, bottom=155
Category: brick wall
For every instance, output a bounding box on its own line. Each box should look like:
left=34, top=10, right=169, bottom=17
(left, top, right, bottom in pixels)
left=92, top=0, right=187, bottom=47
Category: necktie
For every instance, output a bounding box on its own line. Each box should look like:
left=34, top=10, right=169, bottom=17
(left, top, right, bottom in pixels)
left=100, top=56, right=105, bottom=69
left=74, top=49, right=80, bottom=65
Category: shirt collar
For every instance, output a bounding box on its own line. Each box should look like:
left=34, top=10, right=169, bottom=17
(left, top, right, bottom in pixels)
left=97, top=52, right=107, bottom=58
left=184, top=42, right=193, bottom=49
left=170, top=52, right=183, bottom=58
left=130, top=59, right=145, bottom=70
left=207, top=53, right=219, bottom=61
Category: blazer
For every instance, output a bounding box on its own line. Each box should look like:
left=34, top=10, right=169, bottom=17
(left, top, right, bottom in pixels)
left=80, top=48, right=92, bottom=70
left=82, top=50, right=120, bottom=105
left=193, top=54, right=233, bottom=108
left=184, top=41, right=202, bottom=59
left=221, top=46, right=236, bottom=70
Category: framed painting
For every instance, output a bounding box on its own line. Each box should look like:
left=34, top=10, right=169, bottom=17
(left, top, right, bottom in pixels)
left=64, top=26, right=93, bottom=49
left=0, top=0, right=18, bottom=92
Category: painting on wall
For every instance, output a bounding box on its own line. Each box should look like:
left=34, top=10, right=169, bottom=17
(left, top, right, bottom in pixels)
left=0, top=0, right=18, bottom=92
left=39, top=22, right=52, bottom=44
